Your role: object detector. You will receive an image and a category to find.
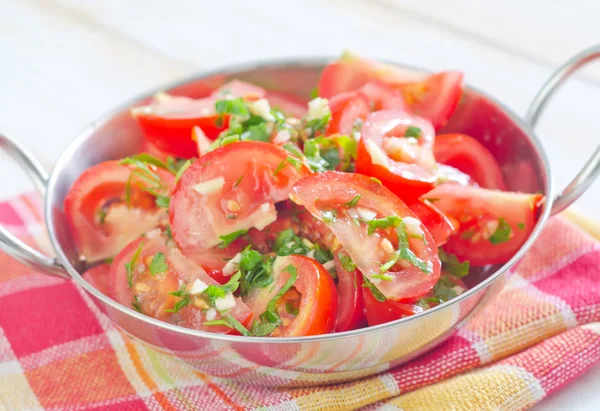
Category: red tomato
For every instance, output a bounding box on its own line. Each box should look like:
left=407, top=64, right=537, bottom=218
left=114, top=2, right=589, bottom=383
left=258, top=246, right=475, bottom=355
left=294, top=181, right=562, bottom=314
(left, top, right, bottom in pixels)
left=170, top=141, right=310, bottom=270
left=425, top=184, right=543, bottom=266
left=408, top=198, right=456, bottom=247
left=82, top=263, right=111, bottom=296
left=140, top=139, right=171, bottom=161
left=334, top=251, right=366, bottom=332
left=327, top=91, right=370, bottom=136
left=434, top=133, right=507, bottom=190
left=192, top=126, right=212, bottom=157
left=111, top=235, right=252, bottom=333
left=243, top=255, right=338, bottom=336
left=363, top=287, right=417, bottom=326
left=64, top=161, right=174, bottom=263
left=356, top=110, right=438, bottom=201
left=318, top=52, right=462, bottom=128
left=437, top=164, right=474, bottom=187
left=359, top=81, right=408, bottom=111
left=290, top=171, right=441, bottom=300
left=265, top=91, right=307, bottom=118
left=132, top=81, right=266, bottom=158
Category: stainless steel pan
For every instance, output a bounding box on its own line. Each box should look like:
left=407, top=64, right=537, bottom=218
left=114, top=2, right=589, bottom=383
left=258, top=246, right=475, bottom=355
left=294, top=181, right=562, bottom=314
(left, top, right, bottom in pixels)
left=1, top=47, right=599, bottom=387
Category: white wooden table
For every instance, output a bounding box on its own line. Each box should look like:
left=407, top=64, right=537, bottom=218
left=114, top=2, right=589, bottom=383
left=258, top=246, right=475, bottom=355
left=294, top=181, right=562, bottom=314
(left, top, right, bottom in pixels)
left=0, top=1, right=598, bottom=409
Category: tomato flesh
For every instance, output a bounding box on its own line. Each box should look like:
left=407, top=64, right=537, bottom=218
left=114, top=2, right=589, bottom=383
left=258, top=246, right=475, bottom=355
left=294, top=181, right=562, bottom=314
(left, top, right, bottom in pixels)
left=408, top=198, right=456, bottom=247
left=356, top=110, right=437, bottom=201
left=243, top=255, right=338, bottom=337
left=82, top=263, right=111, bottom=296
left=334, top=251, right=366, bottom=332
left=110, top=235, right=252, bottom=333
left=290, top=171, right=441, bottom=301
left=425, top=184, right=543, bottom=266
left=169, top=141, right=310, bottom=270
left=64, top=160, right=174, bottom=263
left=434, top=133, right=507, bottom=190
left=363, top=287, right=418, bottom=326
left=327, top=91, right=370, bottom=136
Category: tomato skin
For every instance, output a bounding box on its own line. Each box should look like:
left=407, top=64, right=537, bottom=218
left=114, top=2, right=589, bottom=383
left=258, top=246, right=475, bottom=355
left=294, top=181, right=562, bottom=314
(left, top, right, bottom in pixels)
left=82, top=263, right=111, bottom=296
left=290, top=171, right=441, bottom=301
left=408, top=198, right=456, bottom=247
left=110, top=236, right=252, bottom=333
left=132, top=81, right=266, bottom=158
left=243, top=255, right=338, bottom=337
left=426, top=184, right=543, bottom=266
left=355, top=110, right=438, bottom=201
left=140, top=139, right=172, bottom=161
left=170, top=141, right=310, bottom=270
left=327, top=91, right=370, bottom=136
left=359, top=81, right=408, bottom=111
left=362, top=287, right=417, bottom=326
left=64, top=160, right=174, bottom=263
left=434, top=133, right=507, bottom=190
left=334, top=252, right=366, bottom=332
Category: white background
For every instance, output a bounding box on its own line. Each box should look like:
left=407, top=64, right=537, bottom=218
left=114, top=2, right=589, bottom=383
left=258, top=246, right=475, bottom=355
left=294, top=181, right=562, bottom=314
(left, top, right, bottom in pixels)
left=0, top=1, right=598, bottom=409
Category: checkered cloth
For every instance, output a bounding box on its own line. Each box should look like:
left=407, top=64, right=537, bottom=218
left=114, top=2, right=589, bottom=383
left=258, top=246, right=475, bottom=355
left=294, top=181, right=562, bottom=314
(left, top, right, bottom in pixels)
left=1, top=193, right=599, bottom=411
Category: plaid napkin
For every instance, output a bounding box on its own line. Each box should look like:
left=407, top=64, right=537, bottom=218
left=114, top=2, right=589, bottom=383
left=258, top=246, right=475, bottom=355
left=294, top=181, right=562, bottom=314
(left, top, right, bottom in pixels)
left=1, top=193, right=599, bottom=411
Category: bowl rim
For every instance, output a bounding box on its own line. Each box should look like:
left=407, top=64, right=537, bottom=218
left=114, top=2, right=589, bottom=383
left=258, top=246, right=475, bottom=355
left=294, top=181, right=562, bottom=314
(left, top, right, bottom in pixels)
left=45, top=57, right=554, bottom=344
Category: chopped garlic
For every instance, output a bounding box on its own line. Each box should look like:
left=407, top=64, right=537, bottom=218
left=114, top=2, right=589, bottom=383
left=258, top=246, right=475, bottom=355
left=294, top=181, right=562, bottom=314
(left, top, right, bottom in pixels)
left=249, top=98, right=275, bottom=122
left=273, top=130, right=291, bottom=145
left=404, top=216, right=424, bottom=236
left=306, top=250, right=316, bottom=259
left=260, top=203, right=271, bottom=212
left=323, top=260, right=336, bottom=271
left=365, top=140, right=389, bottom=168
left=452, top=286, right=465, bottom=296
left=134, top=282, right=150, bottom=293
left=145, top=228, right=161, bottom=239
left=254, top=210, right=277, bottom=230
left=215, top=293, right=237, bottom=312
left=188, top=279, right=208, bottom=295
left=191, top=177, right=225, bottom=195
left=370, top=277, right=382, bottom=285
left=357, top=207, right=377, bottom=221
left=227, top=200, right=241, bottom=212
left=307, top=97, right=330, bottom=121
left=136, top=264, right=146, bottom=274
left=222, top=253, right=242, bottom=277
left=302, top=238, right=315, bottom=249
left=380, top=238, right=395, bottom=254
left=205, top=308, right=217, bottom=321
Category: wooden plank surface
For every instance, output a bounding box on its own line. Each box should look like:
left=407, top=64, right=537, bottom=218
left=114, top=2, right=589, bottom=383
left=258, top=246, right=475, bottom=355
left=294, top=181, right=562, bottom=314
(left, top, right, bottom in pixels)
left=0, top=1, right=598, bottom=409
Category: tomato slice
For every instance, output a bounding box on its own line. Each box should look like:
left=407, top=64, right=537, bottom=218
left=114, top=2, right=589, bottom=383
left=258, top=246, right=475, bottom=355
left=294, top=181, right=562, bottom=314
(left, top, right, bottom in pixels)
left=290, top=172, right=441, bottom=300
left=359, top=81, right=408, bottom=111
left=170, top=141, right=310, bottom=270
left=425, top=184, right=543, bottom=266
left=243, top=255, right=338, bottom=337
left=318, top=52, right=462, bottom=129
left=110, top=235, right=252, bottom=333
left=356, top=110, right=438, bottom=201
left=64, top=160, right=174, bottom=263
left=434, top=133, right=507, bottom=190
left=408, top=198, right=456, bottom=247
left=132, top=81, right=266, bottom=158
left=334, top=251, right=366, bottom=332
left=265, top=91, right=307, bottom=118
left=140, top=139, right=172, bottom=161
left=327, top=91, right=370, bottom=136
left=82, top=263, right=111, bottom=296
left=362, top=287, right=418, bottom=326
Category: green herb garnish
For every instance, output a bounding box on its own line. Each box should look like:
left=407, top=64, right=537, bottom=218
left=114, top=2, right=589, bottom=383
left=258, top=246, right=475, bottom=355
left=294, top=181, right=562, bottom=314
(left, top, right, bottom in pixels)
left=439, top=249, right=470, bottom=278
left=148, top=252, right=168, bottom=276
left=367, top=216, right=401, bottom=235
left=339, top=253, right=356, bottom=272
left=155, top=196, right=170, bottom=208
left=344, top=195, right=361, bottom=208
left=218, top=229, right=248, bottom=248
left=362, top=275, right=386, bottom=302
left=125, top=242, right=144, bottom=288
left=204, top=314, right=251, bottom=336
left=489, top=218, right=512, bottom=244
left=174, top=159, right=192, bottom=185
left=166, top=285, right=191, bottom=313
left=404, top=126, right=422, bottom=139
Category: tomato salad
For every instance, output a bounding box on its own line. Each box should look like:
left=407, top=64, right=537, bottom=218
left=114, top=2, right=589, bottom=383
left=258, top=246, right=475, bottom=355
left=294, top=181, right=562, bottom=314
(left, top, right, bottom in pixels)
left=71, top=51, right=544, bottom=338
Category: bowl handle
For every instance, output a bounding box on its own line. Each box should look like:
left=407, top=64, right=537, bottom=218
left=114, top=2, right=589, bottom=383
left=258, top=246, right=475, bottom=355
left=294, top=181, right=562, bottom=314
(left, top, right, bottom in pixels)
left=0, top=132, right=68, bottom=278
left=525, top=45, right=600, bottom=215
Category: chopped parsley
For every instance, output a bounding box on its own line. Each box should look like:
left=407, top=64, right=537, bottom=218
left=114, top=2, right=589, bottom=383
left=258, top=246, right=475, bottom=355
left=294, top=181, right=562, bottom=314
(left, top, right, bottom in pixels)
left=96, top=208, right=107, bottom=224
left=367, top=216, right=402, bottom=235
left=282, top=143, right=304, bottom=158
left=339, top=253, right=356, bottom=272
left=404, top=126, right=422, bottom=139
left=303, top=136, right=356, bottom=173
left=309, top=87, right=319, bottom=99
left=155, top=196, right=170, bottom=208
left=125, top=241, right=144, bottom=288
left=132, top=295, right=143, bottom=313
left=121, top=159, right=169, bottom=207
left=239, top=247, right=274, bottom=296
left=218, top=229, right=248, bottom=248
left=489, top=218, right=512, bottom=244
left=372, top=273, right=394, bottom=282
left=285, top=302, right=299, bottom=316
left=174, top=159, right=192, bottom=185
left=202, top=271, right=241, bottom=307
left=122, top=153, right=182, bottom=175
left=396, top=220, right=409, bottom=249
left=432, top=276, right=458, bottom=302
left=369, top=177, right=382, bottom=185
left=273, top=160, right=286, bottom=177
left=234, top=175, right=244, bottom=188
left=439, top=249, right=470, bottom=278
left=321, top=209, right=337, bottom=224
left=215, top=97, right=250, bottom=118
left=313, top=245, right=333, bottom=265
left=362, top=275, right=386, bottom=302
left=274, top=229, right=311, bottom=256
left=286, top=155, right=303, bottom=171
left=517, top=222, right=525, bottom=230
left=399, top=248, right=431, bottom=274
left=166, top=286, right=191, bottom=313
left=221, top=134, right=241, bottom=146
left=204, top=314, right=251, bottom=336
left=165, top=225, right=173, bottom=240
left=241, top=123, right=269, bottom=142
left=344, top=195, right=361, bottom=208
left=306, top=113, right=331, bottom=137
left=148, top=252, right=168, bottom=275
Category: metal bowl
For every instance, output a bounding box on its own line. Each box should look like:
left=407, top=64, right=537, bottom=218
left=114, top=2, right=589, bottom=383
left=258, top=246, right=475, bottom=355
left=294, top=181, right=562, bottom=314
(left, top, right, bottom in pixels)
left=1, top=47, right=599, bottom=387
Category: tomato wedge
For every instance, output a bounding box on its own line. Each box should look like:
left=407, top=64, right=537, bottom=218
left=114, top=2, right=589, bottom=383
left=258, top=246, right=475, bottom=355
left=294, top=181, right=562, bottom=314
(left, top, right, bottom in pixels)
left=334, top=251, right=366, bottom=332
left=434, top=133, right=507, bottom=190
left=111, top=235, right=252, bottom=333
left=82, top=263, right=111, bottom=296
left=327, top=91, right=370, bottom=136
left=363, top=287, right=418, bottom=326
left=318, top=51, right=462, bottom=128
left=243, top=255, right=338, bottom=337
left=132, top=81, right=266, bottom=158
left=408, top=198, right=456, bottom=247
left=170, top=141, right=310, bottom=270
left=425, top=184, right=543, bottom=266
left=356, top=110, right=437, bottom=200
left=360, top=81, right=408, bottom=111
left=64, top=160, right=174, bottom=263
left=290, top=172, right=441, bottom=300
